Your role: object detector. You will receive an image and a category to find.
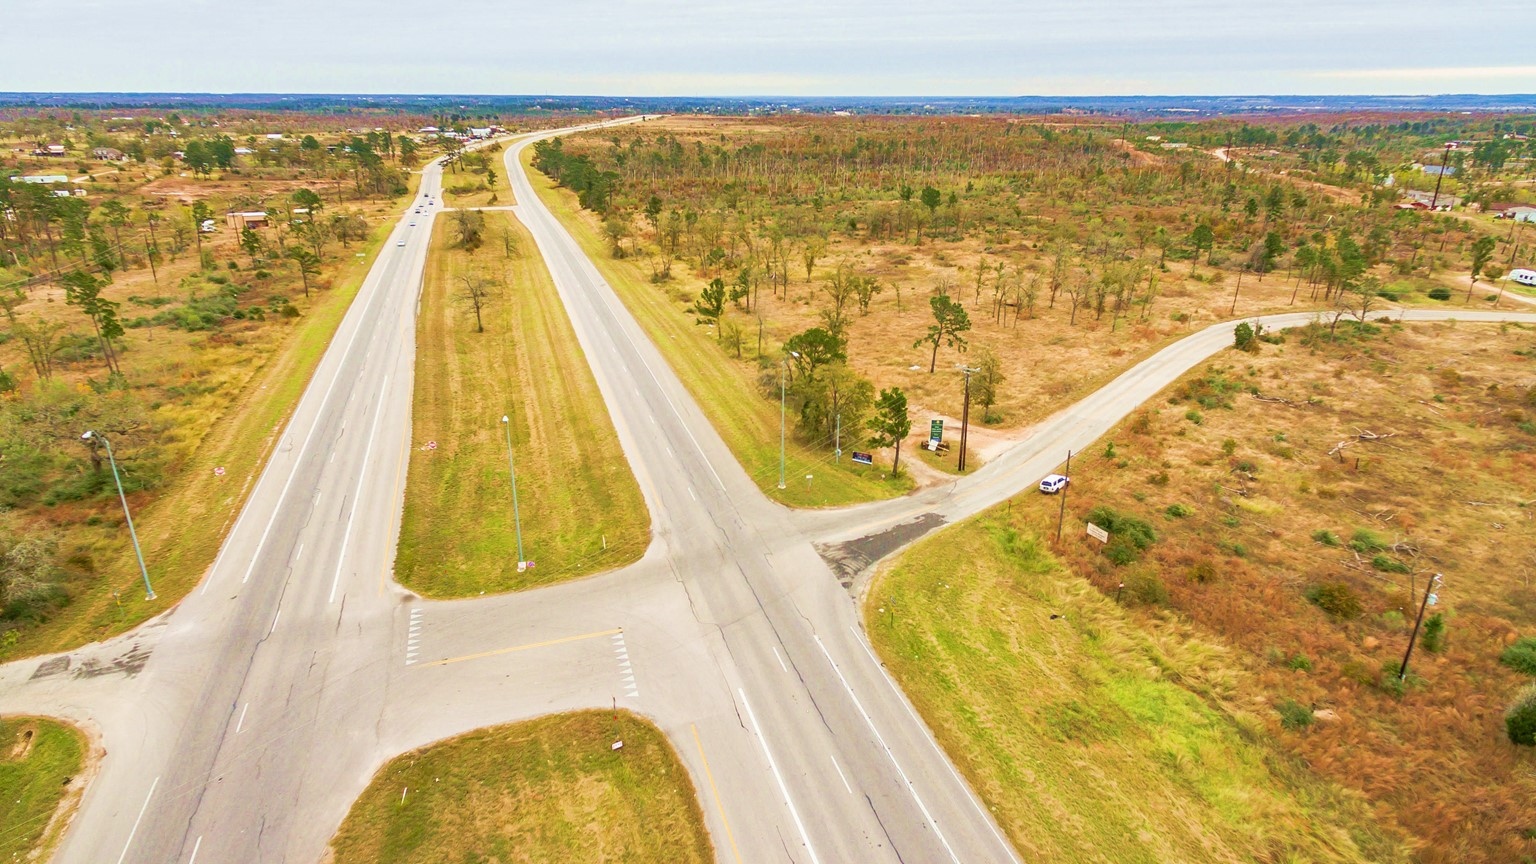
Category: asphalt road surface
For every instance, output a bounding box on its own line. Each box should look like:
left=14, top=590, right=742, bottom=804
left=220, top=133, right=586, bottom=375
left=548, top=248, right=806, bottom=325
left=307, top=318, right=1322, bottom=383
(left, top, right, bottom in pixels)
left=3, top=115, right=1534, bottom=864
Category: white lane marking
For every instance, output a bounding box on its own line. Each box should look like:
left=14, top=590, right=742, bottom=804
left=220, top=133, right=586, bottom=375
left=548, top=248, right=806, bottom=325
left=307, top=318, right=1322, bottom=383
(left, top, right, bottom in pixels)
left=772, top=646, right=788, bottom=673
left=187, top=835, right=202, bottom=864
left=329, top=450, right=336, bottom=463
left=850, top=625, right=1021, bottom=863
left=830, top=756, right=854, bottom=795
left=294, top=543, right=304, bottom=562
left=115, top=776, right=159, bottom=864
left=236, top=702, right=249, bottom=734
left=268, top=606, right=282, bottom=636
left=580, top=262, right=728, bottom=493
left=665, top=445, right=673, bottom=457
left=814, top=636, right=961, bottom=864
left=738, top=688, right=822, bottom=864
left=406, top=609, right=422, bottom=665
left=687, top=487, right=696, bottom=501
left=330, top=376, right=390, bottom=604
left=212, top=254, right=389, bottom=592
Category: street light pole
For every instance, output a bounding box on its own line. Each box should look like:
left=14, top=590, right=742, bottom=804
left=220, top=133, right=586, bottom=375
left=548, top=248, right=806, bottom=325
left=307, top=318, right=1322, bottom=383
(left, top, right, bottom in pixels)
left=500, top=415, right=525, bottom=566
left=83, top=431, right=155, bottom=600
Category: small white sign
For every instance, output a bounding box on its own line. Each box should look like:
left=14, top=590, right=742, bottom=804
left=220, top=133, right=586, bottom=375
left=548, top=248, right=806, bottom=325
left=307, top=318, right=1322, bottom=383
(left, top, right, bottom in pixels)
left=1085, top=523, right=1109, bottom=544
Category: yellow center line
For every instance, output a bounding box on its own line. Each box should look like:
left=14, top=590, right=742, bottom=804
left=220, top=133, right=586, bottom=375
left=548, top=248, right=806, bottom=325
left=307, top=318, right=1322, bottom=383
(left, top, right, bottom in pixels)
left=425, top=628, right=623, bottom=667
left=691, top=723, right=745, bottom=864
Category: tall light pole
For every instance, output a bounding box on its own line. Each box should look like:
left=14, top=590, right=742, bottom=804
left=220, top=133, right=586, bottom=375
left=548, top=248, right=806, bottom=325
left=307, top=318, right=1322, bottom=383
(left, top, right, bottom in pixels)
left=82, top=431, right=155, bottom=601
left=779, top=351, right=800, bottom=490
left=500, top=415, right=525, bottom=567
left=957, top=365, right=979, bottom=472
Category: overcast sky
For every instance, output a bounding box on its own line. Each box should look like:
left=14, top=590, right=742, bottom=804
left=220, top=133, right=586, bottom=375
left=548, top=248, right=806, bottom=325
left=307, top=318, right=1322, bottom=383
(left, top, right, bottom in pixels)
left=2, top=0, right=1532, bottom=96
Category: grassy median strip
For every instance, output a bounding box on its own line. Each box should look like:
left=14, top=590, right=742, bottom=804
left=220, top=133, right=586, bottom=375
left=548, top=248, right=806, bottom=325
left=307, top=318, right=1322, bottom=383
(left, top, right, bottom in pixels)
left=328, top=711, right=712, bottom=864
left=520, top=149, right=909, bottom=508
left=0, top=716, right=87, bottom=862
left=396, top=212, right=648, bottom=596
left=865, top=511, right=1406, bottom=864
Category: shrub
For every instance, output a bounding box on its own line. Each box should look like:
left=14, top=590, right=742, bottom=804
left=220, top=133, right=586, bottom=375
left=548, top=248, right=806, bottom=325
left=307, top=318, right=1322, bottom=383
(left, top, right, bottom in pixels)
left=1234, top=322, right=1260, bottom=352
left=1185, top=409, right=1203, bottom=425
left=1422, top=613, right=1446, bottom=653
left=1187, top=561, right=1217, bottom=583
left=1305, top=582, right=1363, bottom=619
left=1148, top=470, right=1170, bottom=486
left=1370, top=554, right=1411, bottom=574
left=1312, top=529, right=1340, bottom=547
left=1349, top=528, right=1389, bottom=554
left=1288, top=654, right=1313, bottom=672
left=1165, top=503, right=1193, bottom=519
left=1276, top=699, right=1313, bottom=730
left=1124, top=570, right=1168, bottom=606
left=1221, top=438, right=1237, bottom=456
left=1376, top=661, right=1421, bottom=698
left=1501, top=637, right=1536, bottom=676
left=1508, top=684, right=1536, bottom=746
left=1086, top=506, right=1158, bottom=566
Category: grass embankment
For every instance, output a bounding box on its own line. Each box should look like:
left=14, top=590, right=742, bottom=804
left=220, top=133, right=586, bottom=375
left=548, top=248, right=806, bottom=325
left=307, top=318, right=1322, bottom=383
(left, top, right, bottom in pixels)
left=8, top=214, right=399, bottom=658
left=866, top=512, right=1405, bottom=864
left=521, top=149, right=911, bottom=508
left=0, top=716, right=87, bottom=862
left=396, top=213, right=647, bottom=596
left=328, top=711, right=712, bottom=864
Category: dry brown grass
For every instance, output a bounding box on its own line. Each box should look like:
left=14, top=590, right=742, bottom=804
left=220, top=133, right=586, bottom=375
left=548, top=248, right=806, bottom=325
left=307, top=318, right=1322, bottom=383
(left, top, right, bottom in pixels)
left=1008, top=319, right=1536, bottom=862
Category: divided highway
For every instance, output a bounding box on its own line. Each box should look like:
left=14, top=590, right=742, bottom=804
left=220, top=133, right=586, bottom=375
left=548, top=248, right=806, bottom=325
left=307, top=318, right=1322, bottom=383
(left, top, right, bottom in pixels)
left=2, top=114, right=1533, bottom=864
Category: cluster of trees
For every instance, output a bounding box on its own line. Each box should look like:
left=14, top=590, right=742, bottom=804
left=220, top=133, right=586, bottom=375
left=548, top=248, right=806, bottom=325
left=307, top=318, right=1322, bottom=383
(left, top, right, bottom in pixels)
left=532, top=138, right=618, bottom=212
left=528, top=116, right=1526, bottom=475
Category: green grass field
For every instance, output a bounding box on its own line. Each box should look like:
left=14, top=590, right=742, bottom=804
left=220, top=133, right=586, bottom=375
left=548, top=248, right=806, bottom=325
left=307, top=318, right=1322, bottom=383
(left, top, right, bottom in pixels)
left=395, top=212, right=648, bottom=596
left=521, top=149, right=911, bottom=508
left=0, top=717, right=87, bottom=862
left=327, top=711, right=712, bottom=864
left=865, top=510, right=1407, bottom=864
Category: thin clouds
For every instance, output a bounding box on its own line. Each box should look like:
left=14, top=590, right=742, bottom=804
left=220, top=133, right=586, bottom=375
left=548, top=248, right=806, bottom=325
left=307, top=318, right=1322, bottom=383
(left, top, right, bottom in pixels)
left=0, top=0, right=1530, bottom=94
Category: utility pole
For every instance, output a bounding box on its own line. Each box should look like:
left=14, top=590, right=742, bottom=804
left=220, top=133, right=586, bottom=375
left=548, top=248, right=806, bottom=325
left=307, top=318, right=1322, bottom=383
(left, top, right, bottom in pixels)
left=1399, top=573, right=1442, bottom=681
left=1230, top=262, right=1245, bottom=316
left=82, top=431, right=155, bottom=600
left=1428, top=143, right=1452, bottom=211
left=958, top=365, right=978, bottom=472
left=835, top=413, right=841, bottom=463
left=500, top=415, right=525, bottom=567
left=779, top=351, right=800, bottom=490
left=1054, top=449, right=1072, bottom=543
left=779, top=362, right=787, bottom=489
